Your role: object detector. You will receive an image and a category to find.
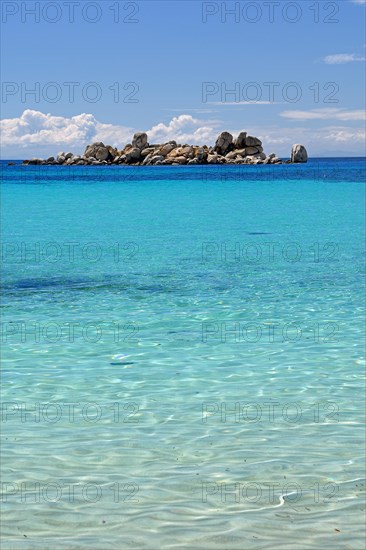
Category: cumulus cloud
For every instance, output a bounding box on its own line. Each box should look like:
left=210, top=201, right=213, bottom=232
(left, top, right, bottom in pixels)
left=1, top=109, right=365, bottom=158
left=281, top=108, right=366, bottom=121
left=148, top=114, right=218, bottom=144
left=0, top=109, right=132, bottom=153
left=323, top=53, right=366, bottom=64
left=0, top=110, right=220, bottom=157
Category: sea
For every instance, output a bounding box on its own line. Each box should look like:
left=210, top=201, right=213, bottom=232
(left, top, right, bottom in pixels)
left=1, top=158, right=365, bottom=549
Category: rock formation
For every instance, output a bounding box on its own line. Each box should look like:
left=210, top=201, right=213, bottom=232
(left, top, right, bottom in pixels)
left=22, top=132, right=308, bottom=166
left=291, top=144, right=308, bottom=163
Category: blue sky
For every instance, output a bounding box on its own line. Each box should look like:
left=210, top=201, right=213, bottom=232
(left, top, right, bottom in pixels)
left=1, top=0, right=365, bottom=157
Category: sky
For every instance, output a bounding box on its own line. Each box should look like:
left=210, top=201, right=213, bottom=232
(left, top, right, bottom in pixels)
left=0, top=0, right=365, bottom=158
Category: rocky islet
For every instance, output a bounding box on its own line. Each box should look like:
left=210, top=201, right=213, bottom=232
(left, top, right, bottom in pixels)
left=22, top=132, right=308, bottom=166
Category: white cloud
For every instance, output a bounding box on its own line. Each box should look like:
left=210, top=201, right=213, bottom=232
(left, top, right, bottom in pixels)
left=0, top=110, right=221, bottom=157
left=350, top=1, right=366, bottom=5
left=323, top=127, right=366, bottom=142
left=0, top=109, right=132, bottom=152
left=147, top=114, right=218, bottom=144
left=323, top=53, right=366, bottom=64
left=281, top=108, right=366, bottom=121
left=1, top=110, right=365, bottom=158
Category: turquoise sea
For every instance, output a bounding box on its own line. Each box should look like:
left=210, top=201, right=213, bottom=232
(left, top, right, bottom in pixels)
left=1, top=158, right=365, bottom=549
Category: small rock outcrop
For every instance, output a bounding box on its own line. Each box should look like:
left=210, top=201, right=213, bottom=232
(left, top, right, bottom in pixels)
left=21, top=132, right=308, bottom=167
left=214, top=132, right=233, bottom=155
left=132, top=132, right=148, bottom=150
left=234, top=132, right=247, bottom=148
left=245, top=136, right=262, bottom=147
left=84, top=142, right=109, bottom=161
left=291, top=144, right=308, bottom=163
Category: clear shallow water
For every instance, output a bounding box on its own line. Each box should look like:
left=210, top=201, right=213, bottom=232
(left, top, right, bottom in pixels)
left=1, top=159, right=365, bottom=549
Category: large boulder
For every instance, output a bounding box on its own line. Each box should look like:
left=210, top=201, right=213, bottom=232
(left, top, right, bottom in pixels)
left=244, top=146, right=259, bottom=156
left=132, top=132, right=148, bottom=150
left=226, top=151, right=239, bottom=160
left=207, top=154, right=218, bottom=164
left=234, top=132, right=247, bottom=148
left=245, top=136, right=262, bottom=147
left=173, top=156, right=188, bottom=165
left=142, top=153, right=153, bottom=165
left=125, top=147, right=141, bottom=162
left=168, top=146, right=193, bottom=159
left=84, top=142, right=110, bottom=161
left=107, top=145, right=118, bottom=159
left=195, top=147, right=207, bottom=162
left=291, top=144, right=308, bottom=163
left=141, top=147, right=157, bottom=157
left=158, top=143, right=176, bottom=157
left=214, top=132, right=233, bottom=154
left=180, top=146, right=194, bottom=157
left=95, top=148, right=109, bottom=161
left=150, top=155, right=164, bottom=164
